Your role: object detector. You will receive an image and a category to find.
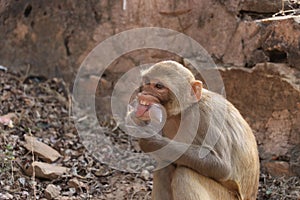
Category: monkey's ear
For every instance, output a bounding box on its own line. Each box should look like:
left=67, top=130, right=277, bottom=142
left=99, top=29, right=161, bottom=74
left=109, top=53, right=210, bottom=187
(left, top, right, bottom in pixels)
left=191, top=80, right=202, bottom=101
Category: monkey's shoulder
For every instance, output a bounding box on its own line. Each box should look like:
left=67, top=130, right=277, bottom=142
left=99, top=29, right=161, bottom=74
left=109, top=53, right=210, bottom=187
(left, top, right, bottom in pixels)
left=200, top=89, right=242, bottom=115
left=198, top=89, right=253, bottom=138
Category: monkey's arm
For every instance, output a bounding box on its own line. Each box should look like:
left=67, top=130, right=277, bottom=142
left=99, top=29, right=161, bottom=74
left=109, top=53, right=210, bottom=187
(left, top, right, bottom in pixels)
left=139, top=135, right=232, bottom=180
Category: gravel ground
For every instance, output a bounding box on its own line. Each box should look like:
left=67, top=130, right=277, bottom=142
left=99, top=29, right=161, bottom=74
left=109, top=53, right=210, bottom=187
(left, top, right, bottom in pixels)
left=0, top=70, right=299, bottom=199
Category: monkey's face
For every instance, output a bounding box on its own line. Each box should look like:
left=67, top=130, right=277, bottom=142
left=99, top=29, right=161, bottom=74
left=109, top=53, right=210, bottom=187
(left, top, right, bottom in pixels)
left=135, top=76, right=170, bottom=121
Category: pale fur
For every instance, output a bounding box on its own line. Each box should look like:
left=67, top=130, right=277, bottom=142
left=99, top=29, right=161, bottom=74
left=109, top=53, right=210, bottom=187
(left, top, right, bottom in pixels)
left=139, top=61, right=260, bottom=200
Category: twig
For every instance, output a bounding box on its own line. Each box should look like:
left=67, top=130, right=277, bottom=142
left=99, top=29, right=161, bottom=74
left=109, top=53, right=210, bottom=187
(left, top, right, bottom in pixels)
left=29, top=128, right=37, bottom=200
left=22, top=64, right=31, bottom=83
left=273, top=8, right=300, bottom=17
left=10, top=160, right=14, bottom=183
left=123, top=0, right=127, bottom=10
left=144, top=191, right=151, bottom=199
left=256, top=15, right=300, bottom=22
left=130, top=190, right=138, bottom=200
left=68, top=94, right=72, bottom=125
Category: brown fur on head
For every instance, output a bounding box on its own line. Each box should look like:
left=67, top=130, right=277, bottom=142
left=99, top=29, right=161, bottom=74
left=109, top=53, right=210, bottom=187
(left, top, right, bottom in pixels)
left=141, top=61, right=201, bottom=116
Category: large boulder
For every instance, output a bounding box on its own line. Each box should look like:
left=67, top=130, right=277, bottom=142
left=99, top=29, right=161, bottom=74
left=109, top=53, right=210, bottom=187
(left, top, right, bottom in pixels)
left=220, top=62, right=300, bottom=176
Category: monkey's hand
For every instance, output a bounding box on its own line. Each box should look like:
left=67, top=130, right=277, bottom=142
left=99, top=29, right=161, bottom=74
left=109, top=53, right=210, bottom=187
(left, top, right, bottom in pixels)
left=139, top=134, right=165, bottom=152
left=125, top=109, right=163, bottom=139
left=139, top=135, right=232, bottom=181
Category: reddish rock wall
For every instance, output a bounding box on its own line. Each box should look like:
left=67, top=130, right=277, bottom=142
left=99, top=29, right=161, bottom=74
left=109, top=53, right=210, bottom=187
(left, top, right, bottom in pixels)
left=221, top=63, right=300, bottom=176
left=1, top=0, right=300, bottom=82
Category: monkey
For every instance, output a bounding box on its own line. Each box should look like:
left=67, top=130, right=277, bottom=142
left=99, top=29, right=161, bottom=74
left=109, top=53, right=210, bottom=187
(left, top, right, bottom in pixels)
left=127, top=60, right=260, bottom=200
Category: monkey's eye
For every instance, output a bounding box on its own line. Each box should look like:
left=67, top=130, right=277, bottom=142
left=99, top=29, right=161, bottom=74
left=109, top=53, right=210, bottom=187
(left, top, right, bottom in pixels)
left=155, top=82, right=165, bottom=89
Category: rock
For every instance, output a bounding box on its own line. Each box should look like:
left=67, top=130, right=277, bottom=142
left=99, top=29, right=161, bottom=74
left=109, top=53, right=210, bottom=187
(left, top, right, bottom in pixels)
left=26, top=161, right=69, bottom=180
left=0, top=193, right=13, bottom=200
left=0, top=0, right=299, bottom=82
left=0, top=0, right=233, bottom=81
left=262, top=161, right=294, bottom=177
left=222, top=21, right=261, bottom=67
left=44, top=184, right=61, bottom=200
left=265, top=110, right=292, bottom=157
left=222, top=17, right=300, bottom=68
left=220, top=62, right=300, bottom=176
left=222, top=0, right=293, bottom=15
left=23, top=135, right=62, bottom=163
left=140, top=169, right=151, bottom=181
left=68, top=178, right=88, bottom=191
left=0, top=113, right=16, bottom=128
left=290, top=146, right=300, bottom=176
left=240, top=0, right=282, bottom=13
left=18, top=177, right=26, bottom=186
left=187, top=1, right=238, bottom=60
left=260, top=18, right=300, bottom=70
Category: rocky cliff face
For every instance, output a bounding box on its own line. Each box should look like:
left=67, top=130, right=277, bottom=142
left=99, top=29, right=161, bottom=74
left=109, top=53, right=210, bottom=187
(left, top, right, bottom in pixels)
left=1, top=0, right=299, bottom=176
left=1, top=0, right=300, bottom=79
left=221, top=63, right=300, bottom=176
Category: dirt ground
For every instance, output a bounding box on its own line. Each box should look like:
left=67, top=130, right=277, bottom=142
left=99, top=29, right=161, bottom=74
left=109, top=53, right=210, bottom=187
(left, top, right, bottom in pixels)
left=0, top=70, right=299, bottom=199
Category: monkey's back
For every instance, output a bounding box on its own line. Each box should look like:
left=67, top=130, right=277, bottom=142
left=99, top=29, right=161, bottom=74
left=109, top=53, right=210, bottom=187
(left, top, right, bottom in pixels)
left=199, top=89, right=260, bottom=200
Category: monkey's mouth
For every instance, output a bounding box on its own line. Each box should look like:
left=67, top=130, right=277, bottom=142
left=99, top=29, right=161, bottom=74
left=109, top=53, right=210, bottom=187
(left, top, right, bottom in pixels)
left=135, top=100, right=152, bottom=118
left=135, top=93, right=160, bottom=119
